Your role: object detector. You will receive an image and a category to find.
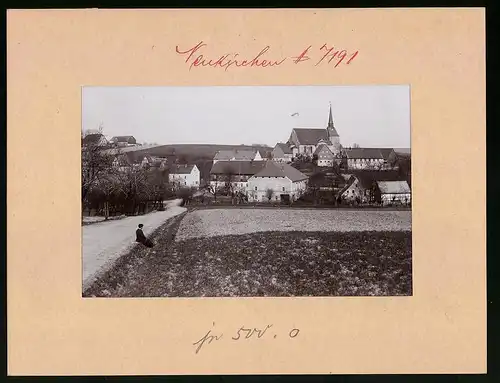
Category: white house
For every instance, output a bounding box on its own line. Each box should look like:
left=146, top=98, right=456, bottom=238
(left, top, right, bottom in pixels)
left=213, top=149, right=263, bottom=164
left=271, top=143, right=294, bottom=163
left=169, top=164, right=200, bottom=188
left=247, top=161, right=308, bottom=203
left=377, top=181, right=411, bottom=205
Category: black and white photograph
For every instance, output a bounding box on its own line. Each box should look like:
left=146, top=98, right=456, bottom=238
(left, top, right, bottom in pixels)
left=82, top=85, right=412, bottom=297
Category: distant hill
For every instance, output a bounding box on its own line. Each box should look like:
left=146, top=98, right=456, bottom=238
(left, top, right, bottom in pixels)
left=131, top=144, right=273, bottom=159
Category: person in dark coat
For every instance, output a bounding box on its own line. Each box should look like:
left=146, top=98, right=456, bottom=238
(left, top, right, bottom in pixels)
left=136, top=224, right=154, bottom=248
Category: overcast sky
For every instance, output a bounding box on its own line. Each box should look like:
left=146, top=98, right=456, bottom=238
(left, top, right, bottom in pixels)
left=82, top=85, right=410, bottom=148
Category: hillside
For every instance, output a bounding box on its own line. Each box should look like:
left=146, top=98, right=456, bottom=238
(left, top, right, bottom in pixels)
left=133, top=144, right=273, bottom=159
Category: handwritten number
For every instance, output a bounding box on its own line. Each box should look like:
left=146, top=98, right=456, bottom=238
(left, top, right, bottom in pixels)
left=347, top=51, right=358, bottom=64
left=232, top=327, right=243, bottom=340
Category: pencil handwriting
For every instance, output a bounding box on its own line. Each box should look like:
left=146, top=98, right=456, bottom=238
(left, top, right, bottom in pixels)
left=193, top=323, right=300, bottom=354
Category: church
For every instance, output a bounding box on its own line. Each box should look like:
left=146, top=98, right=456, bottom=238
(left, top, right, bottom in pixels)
left=286, top=103, right=342, bottom=159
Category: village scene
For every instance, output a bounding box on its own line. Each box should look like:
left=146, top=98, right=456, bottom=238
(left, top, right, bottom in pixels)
left=82, top=86, right=412, bottom=298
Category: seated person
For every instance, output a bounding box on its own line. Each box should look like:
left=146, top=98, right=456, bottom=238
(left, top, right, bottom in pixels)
left=136, top=224, right=154, bottom=248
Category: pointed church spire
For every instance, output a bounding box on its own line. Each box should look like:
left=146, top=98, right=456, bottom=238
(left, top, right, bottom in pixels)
left=328, top=102, right=334, bottom=128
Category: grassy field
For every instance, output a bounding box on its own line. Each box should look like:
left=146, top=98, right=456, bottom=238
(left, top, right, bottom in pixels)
left=176, top=208, right=411, bottom=241
left=84, top=222, right=412, bottom=297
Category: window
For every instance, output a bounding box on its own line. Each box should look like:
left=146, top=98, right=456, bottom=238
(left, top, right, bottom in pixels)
left=246, top=183, right=248, bottom=187
left=282, top=187, right=285, bottom=192
left=255, top=186, right=257, bottom=191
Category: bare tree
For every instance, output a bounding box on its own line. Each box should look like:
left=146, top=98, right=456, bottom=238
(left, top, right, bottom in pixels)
left=222, top=165, right=236, bottom=198
left=114, top=166, right=153, bottom=215
left=81, top=127, right=114, bottom=204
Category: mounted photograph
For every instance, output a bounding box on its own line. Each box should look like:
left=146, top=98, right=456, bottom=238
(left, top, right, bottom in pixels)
left=81, top=85, right=412, bottom=297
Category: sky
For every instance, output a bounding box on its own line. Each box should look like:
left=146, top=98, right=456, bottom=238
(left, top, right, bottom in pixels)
left=82, top=85, right=410, bottom=148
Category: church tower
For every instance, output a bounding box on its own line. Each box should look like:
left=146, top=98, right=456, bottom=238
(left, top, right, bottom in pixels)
left=326, top=103, right=341, bottom=154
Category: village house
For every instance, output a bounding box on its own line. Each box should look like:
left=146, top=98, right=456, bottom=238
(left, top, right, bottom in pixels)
left=314, top=142, right=336, bottom=167
left=109, top=135, right=137, bottom=147
left=247, top=161, right=308, bottom=203
left=287, top=104, right=341, bottom=158
left=338, top=170, right=410, bottom=204
left=271, top=143, right=294, bottom=163
left=111, top=153, right=134, bottom=171
left=112, top=153, right=168, bottom=172
left=213, top=149, right=263, bottom=164
left=209, top=160, right=267, bottom=193
left=82, top=133, right=108, bottom=147
left=376, top=180, right=411, bottom=205
left=343, top=148, right=389, bottom=170
left=169, top=164, right=200, bottom=188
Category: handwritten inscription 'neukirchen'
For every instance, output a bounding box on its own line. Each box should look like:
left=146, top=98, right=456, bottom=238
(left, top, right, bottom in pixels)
left=193, top=322, right=300, bottom=354
left=175, top=41, right=359, bottom=71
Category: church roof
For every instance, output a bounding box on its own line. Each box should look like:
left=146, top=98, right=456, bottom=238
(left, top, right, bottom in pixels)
left=292, top=128, right=329, bottom=145
left=327, top=103, right=339, bottom=137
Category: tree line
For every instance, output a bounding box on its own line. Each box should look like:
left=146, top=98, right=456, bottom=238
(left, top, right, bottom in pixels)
left=81, top=130, right=194, bottom=218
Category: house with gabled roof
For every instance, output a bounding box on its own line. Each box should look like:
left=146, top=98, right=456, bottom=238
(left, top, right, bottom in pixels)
left=337, top=170, right=410, bottom=204
left=271, top=143, right=293, bottom=163
left=82, top=133, right=108, bottom=147
left=376, top=180, right=411, bottom=205
left=169, top=164, right=200, bottom=188
left=343, top=148, right=387, bottom=170
left=314, top=142, right=335, bottom=167
left=110, top=135, right=137, bottom=146
left=247, top=161, right=308, bottom=203
left=213, top=149, right=262, bottom=164
left=287, top=103, right=342, bottom=158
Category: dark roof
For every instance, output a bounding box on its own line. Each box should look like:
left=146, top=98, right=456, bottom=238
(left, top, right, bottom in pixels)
left=350, top=170, right=405, bottom=189
left=214, top=149, right=259, bottom=161
left=394, top=148, right=411, bottom=158
left=275, top=142, right=293, bottom=155
left=344, top=148, right=385, bottom=159
left=379, top=148, right=395, bottom=160
left=210, top=160, right=266, bottom=176
left=252, top=161, right=308, bottom=182
left=394, top=148, right=411, bottom=155
left=293, top=128, right=329, bottom=145
left=170, top=164, right=196, bottom=174
left=111, top=135, right=136, bottom=143
left=83, top=133, right=105, bottom=145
